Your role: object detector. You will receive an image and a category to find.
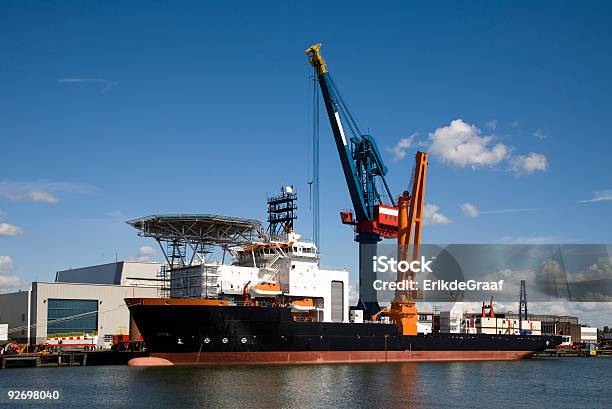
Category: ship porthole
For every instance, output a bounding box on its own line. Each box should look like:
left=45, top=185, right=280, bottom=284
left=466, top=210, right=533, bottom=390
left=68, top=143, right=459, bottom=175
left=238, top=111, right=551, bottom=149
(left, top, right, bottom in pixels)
left=241, top=337, right=247, bottom=344
left=204, top=337, right=211, bottom=344
left=222, top=337, right=229, bottom=344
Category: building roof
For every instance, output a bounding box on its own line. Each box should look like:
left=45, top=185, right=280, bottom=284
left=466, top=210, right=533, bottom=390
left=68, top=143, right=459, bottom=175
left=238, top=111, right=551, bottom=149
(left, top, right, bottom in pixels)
left=55, top=261, right=163, bottom=286
left=126, top=214, right=266, bottom=246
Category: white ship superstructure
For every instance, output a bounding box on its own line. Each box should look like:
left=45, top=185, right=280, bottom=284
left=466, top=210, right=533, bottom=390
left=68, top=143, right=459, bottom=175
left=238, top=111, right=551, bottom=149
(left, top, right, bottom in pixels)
left=169, top=231, right=349, bottom=323
left=127, top=187, right=349, bottom=323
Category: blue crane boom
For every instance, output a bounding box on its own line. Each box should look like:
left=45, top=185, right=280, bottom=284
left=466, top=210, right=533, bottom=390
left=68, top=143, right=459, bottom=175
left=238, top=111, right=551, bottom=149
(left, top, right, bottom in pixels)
left=306, top=44, right=397, bottom=315
left=306, top=44, right=395, bottom=223
left=307, top=45, right=369, bottom=222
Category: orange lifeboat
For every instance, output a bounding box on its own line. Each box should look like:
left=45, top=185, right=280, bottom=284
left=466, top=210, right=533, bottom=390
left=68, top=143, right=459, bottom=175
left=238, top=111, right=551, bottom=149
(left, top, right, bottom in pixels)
left=291, top=298, right=315, bottom=311
left=250, top=281, right=282, bottom=297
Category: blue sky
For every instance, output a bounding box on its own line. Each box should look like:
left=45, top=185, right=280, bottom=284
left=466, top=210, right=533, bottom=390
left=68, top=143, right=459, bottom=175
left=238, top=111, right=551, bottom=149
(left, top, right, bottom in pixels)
left=1, top=1, right=611, bottom=310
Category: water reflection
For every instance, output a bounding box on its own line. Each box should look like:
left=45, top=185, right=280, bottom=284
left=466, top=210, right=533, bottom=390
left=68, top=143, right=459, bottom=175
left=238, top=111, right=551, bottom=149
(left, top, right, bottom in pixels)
left=3, top=360, right=612, bottom=409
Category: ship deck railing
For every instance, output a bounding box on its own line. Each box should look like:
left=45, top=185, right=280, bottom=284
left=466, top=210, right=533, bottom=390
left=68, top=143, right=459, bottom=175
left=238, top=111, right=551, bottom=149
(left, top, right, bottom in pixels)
left=231, top=301, right=288, bottom=308
left=229, top=301, right=325, bottom=311
left=362, top=319, right=397, bottom=324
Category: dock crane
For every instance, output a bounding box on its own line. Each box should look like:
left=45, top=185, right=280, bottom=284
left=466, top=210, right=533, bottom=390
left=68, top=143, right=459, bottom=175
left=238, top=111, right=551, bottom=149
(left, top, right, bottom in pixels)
left=368, top=151, right=428, bottom=336
left=306, top=44, right=419, bottom=318
left=388, top=151, right=428, bottom=335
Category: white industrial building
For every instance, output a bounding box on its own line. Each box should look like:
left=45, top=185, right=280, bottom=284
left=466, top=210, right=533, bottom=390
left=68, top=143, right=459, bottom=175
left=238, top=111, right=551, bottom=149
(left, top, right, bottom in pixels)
left=0, top=261, right=162, bottom=347
left=0, top=290, right=31, bottom=342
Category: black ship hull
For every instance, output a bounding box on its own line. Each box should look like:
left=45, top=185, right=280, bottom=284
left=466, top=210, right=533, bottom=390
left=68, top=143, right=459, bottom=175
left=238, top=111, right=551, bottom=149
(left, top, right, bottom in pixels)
left=126, top=298, right=562, bottom=365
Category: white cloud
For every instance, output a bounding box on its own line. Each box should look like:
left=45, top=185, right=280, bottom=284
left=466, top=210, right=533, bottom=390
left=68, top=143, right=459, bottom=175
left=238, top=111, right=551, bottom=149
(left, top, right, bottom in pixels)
left=387, top=133, right=417, bottom=161
left=459, top=203, right=479, bottom=218
left=0, top=256, right=22, bottom=290
left=0, top=190, right=58, bottom=203
left=572, top=257, right=612, bottom=282
left=533, top=129, right=547, bottom=139
left=25, top=190, right=58, bottom=203
left=0, top=223, right=24, bottom=236
left=0, top=256, right=14, bottom=274
left=423, top=204, right=451, bottom=225
left=510, top=121, right=520, bottom=128
left=58, top=78, right=116, bottom=93
left=0, top=181, right=96, bottom=204
left=509, top=152, right=548, bottom=175
left=131, top=246, right=157, bottom=262
left=578, top=190, right=612, bottom=203
left=415, top=120, right=550, bottom=177
left=0, top=275, right=21, bottom=290
left=485, top=120, right=498, bottom=131
left=428, top=119, right=510, bottom=167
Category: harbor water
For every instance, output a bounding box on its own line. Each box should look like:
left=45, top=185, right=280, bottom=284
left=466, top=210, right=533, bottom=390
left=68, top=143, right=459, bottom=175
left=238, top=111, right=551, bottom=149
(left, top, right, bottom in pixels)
left=1, top=358, right=610, bottom=408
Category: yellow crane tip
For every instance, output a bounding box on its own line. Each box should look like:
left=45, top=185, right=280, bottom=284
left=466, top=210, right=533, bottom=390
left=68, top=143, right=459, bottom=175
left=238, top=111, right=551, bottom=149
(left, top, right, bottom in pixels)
left=306, top=43, right=322, bottom=54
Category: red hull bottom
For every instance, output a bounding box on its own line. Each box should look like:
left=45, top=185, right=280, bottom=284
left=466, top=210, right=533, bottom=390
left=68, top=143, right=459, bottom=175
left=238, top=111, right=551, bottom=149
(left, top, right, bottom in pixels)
left=150, top=350, right=536, bottom=365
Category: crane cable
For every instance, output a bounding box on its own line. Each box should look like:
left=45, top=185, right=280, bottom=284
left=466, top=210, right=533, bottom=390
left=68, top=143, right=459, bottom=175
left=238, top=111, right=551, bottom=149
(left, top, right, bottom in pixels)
left=328, top=75, right=362, bottom=139
left=312, top=74, right=320, bottom=248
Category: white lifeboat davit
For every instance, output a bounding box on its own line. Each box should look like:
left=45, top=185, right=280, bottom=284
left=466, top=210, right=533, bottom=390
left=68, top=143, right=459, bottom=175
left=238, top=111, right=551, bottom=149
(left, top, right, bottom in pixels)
left=250, top=281, right=282, bottom=297
left=291, top=298, right=315, bottom=311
